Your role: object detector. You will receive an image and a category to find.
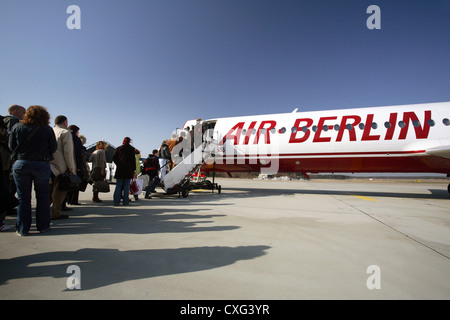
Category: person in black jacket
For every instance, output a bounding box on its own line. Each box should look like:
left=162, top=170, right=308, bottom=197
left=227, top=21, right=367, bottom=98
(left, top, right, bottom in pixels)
left=0, top=114, right=16, bottom=232
left=143, top=149, right=160, bottom=199
left=66, top=125, right=85, bottom=206
left=112, top=137, right=136, bottom=205
left=8, top=105, right=57, bottom=235
left=2, top=104, right=26, bottom=218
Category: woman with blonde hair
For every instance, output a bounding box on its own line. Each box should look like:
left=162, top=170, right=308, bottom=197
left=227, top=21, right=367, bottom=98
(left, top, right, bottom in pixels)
left=89, top=140, right=107, bottom=202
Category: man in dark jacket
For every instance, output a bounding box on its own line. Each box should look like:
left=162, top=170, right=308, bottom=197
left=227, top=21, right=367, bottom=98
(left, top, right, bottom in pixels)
left=112, top=137, right=136, bottom=205
left=4, top=105, right=26, bottom=134
left=66, top=125, right=85, bottom=206
left=143, top=149, right=160, bottom=199
left=2, top=105, right=26, bottom=217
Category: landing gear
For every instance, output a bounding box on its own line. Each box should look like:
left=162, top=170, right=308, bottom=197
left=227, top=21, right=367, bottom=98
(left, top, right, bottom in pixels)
left=448, top=184, right=450, bottom=195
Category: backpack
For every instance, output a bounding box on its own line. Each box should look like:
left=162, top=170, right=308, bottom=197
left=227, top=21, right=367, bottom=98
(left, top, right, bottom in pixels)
left=143, top=157, right=157, bottom=174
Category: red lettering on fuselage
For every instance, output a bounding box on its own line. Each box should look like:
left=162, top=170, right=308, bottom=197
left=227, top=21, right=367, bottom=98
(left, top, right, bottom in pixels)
left=222, top=122, right=244, bottom=145
left=399, top=110, right=431, bottom=140
left=361, top=114, right=381, bottom=141
left=384, top=113, right=397, bottom=140
left=289, top=118, right=314, bottom=143
left=336, top=115, right=361, bottom=142
left=221, top=110, right=431, bottom=145
left=313, top=116, right=337, bottom=143
left=243, top=121, right=257, bottom=145
left=255, top=120, right=277, bottom=144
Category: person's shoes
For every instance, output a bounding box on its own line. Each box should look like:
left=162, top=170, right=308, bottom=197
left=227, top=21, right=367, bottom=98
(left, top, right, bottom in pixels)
left=113, top=203, right=120, bottom=206
left=51, top=214, right=69, bottom=220
left=39, top=227, right=51, bottom=234
left=145, top=195, right=152, bottom=199
left=16, top=231, right=28, bottom=236
left=0, top=224, right=15, bottom=232
left=62, top=206, right=73, bottom=211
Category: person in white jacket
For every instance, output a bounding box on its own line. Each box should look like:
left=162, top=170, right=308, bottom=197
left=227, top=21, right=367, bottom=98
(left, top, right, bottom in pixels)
left=50, top=115, right=76, bottom=220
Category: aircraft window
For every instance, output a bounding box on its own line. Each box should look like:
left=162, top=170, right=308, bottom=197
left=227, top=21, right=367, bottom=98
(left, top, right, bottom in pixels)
left=312, top=125, right=318, bottom=132
left=358, top=123, right=365, bottom=130
left=260, top=128, right=266, bottom=134
left=346, top=124, right=353, bottom=130
left=412, top=120, right=420, bottom=128
left=251, top=129, right=256, bottom=135
left=443, top=118, right=450, bottom=126
left=302, top=126, right=308, bottom=133
left=270, top=128, right=276, bottom=134
left=371, top=122, right=378, bottom=129
left=291, top=127, right=297, bottom=133
left=279, top=127, right=286, bottom=134
left=242, top=129, right=247, bottom=135
left=323, top=125, right=329, bottom=132
left=384, top=121, right=391, bottom=129
left=398, top=121, right=406, bottom=128
left=334, top=124, right=340, bottom=131
left=427, top=119, right=435, bottom=126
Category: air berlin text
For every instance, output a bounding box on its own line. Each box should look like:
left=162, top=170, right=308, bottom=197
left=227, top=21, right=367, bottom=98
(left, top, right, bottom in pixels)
left=222, top=111, right=431, bottom=145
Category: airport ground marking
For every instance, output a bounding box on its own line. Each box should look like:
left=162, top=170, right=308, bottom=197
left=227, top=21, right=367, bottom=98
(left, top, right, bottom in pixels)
left=354, top=195, right=378, bottom=202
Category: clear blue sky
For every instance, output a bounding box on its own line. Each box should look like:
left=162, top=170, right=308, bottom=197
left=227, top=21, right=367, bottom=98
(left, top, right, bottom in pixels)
left=1, top=0, right=449, bottom=157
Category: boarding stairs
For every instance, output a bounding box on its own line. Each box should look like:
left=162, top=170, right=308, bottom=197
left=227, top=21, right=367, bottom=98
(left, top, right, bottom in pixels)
left=162, top=140, right=217, bottom=194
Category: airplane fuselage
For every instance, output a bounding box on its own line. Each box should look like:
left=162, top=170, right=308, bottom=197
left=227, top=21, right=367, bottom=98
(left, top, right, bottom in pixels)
left=183, top=102, right=450, bottom=176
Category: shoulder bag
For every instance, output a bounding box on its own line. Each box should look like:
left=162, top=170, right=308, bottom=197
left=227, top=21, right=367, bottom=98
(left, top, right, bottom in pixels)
left=94, top=179, right=110, bottom=193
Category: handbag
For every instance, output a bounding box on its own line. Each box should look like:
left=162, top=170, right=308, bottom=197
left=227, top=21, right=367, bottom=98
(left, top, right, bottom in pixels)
left=58, top=172, right=83, bottom=191
left=130, top=178, right=144, bottom=195
left=129, top=178, right=139, bottom=195
left=94, top=179, right=110, bottom=193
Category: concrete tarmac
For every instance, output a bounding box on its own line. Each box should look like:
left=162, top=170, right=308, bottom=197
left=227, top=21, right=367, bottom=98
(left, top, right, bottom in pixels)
left=1, top=178, right=449, bottom=300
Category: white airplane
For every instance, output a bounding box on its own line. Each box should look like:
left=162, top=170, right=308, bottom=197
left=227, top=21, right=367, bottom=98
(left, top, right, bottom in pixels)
left=172, top=101, right=450, bottom=195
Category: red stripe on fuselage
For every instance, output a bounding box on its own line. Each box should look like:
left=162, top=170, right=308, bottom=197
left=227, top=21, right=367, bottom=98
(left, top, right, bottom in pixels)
left=201, top=153, right=450, bottom=174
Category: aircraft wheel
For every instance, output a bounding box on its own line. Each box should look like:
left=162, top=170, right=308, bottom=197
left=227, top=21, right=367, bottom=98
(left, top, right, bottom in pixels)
left=218, top=185, right=222, bottom=194
left=181, top=188, right=189, bottom=198
left=448, top=184, right=450, bottom=195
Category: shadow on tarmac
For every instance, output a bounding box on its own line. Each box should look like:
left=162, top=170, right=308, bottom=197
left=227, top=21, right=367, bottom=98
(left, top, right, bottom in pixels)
left=211, top=186, right=450, bottom=200
left=0, top=246, right=270, bottom=290
left=50, top=207, right=239, bottom=236
left=1, top=193, right=271, bottom=291
left=3, top=181, right=446, bottom=292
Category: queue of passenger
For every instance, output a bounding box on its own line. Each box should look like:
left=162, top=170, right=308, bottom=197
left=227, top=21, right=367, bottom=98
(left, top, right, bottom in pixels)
left=0, top=104, right=176, bottom=236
